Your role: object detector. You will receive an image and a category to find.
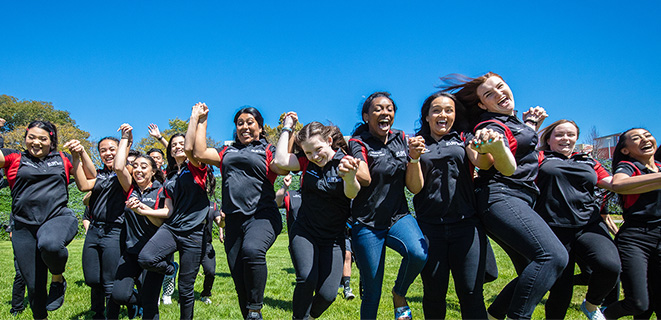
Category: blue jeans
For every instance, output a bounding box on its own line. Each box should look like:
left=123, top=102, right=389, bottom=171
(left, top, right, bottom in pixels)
left=478, top=186, right=568, bottom=320
left=352, top=214, right=428, bottom=319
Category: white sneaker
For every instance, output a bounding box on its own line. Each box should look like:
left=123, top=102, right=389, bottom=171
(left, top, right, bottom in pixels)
left=161, top=295, right=173, bottom=305
left=581, top=300, right=606, bottom=320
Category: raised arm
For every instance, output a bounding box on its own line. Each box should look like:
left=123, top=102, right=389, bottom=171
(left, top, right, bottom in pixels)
left=148, top=124, right=169, bottom=148
left=185, top=103, right=206, bottom=168
left=275, top=174, right=292, bottom=207
left=189, top=103, right=222, bottom=167
left=522, top=106, right=548, bottom=131
left=405, top=136, right=425, bottom=194
left=113, top=124, right=134, bottom=192
left=274, top=112, right=300, bottom=172
left=63, top=140, right=97, bottom=191
left=466, top=129, right=516, bottom=176
left=338, top=156, right=361, bottom=199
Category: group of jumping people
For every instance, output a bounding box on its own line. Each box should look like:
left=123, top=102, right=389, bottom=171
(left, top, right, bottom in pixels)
left=1, top=71, right=660, bottom=320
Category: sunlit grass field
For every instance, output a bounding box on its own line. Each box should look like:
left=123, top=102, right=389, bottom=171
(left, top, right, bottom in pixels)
left=1, top=234, right=644, bottom=319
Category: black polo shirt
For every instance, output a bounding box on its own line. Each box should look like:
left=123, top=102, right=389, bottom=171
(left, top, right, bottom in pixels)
left=473, top=112, right=539, bottom=195
left=284, top=189, right=302, bottom=229
left=217, top=139, right=278, bottom=217
left=162, top=161, right=210, bottom=232
left=88, top=167, right=127, bottom=225
left=535, top=151, right=610, bottom=228
left=349, top=129, right=409, bottom=229
left=295, top=149, right=352, bottom=241
left=614, top=160, right=661, bottom=225
left=413, top=132, right=477, bottom=225
left=124, top=181, right=163, bottom=253
left=2, top=149, right=73, bottom=226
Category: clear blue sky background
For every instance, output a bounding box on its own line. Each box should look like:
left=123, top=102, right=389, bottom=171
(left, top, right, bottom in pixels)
left=2, top=1, right=660, bottom=144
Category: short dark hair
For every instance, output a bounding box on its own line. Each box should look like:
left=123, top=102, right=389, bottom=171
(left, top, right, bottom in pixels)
left=352, top=92, right=397, bottom=136
left=233, top=106, right=266, bottom=143
left=97, top=136, right=120, bottom=152
left=147, top=148, right=164, bottom=157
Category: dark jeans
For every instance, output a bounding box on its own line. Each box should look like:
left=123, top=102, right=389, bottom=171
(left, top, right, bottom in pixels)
left=545, top=222, right=621, bottom=319
left=477, top=186, right=568, bottom=320
left=604, top=224, right=661, bottom=319
left=418, top=218, right=488, bottom=320
left=112, top=251, right=164, bottom=319
left=224, top=210, right=282, bottom=318
left=83, top=224, right=122, bottom=319
left=12, top=214, right=78, bottom=319
left=138, top=224, right=204, bottom=320
left=12, top=258, right=26, bottom=312
left=200, top=240, right=216, bottom=297
left=289, top=222, right=344, bottom=320
left=352, top=214, right=428, bottom=320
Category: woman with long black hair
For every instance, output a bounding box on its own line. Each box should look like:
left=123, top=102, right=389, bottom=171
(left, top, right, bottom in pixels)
left=188, top=102, right=286, bottom=320
left=406, top=91, right=488, bottom=319
left=602, top=128, right=661, bottom=319
left=110, top=123, right=166, bottom=319
left=273, top=113, right=361, bottom=320
left=132, top=122, right=216, bottom=319
left=0, top=121, right=82, bottom=319
left=73, top=135, right=127, bottom=319
left=348, top=92, right=428, bottom=320
left=442, top=72, right=568, bottom=319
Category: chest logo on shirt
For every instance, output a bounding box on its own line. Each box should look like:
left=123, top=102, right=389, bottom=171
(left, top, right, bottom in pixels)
left=368, top=150, right=386, bottom=157
left=142, top=197, right=155, bottom=204
left=445, top=141, right=464, bottom=147
left=395, top=150, right=406, bottom=157
left=250, top=149, right=266, bottom=154
left=226, top=149, right=238, bottom=153
left=47, top=160, right=63, bottom=167
left=326, top=176, right=342, bottom=183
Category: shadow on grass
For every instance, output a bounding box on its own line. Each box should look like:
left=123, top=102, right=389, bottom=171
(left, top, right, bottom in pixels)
left=216, top=272, right=231, bottom=278
left=75, top=279, right=86, bottom=287
left=282, top=267, right=295, bottom=274
left=263, top=296, right=292, bottom=312
left=69, top=310, right=94, bottom=320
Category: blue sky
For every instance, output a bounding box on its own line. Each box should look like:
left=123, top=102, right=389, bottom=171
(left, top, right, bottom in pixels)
left=2, top=1, right=660, bottom=144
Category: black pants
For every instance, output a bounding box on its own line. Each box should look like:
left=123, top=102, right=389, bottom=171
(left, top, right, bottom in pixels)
left=83, top=224, right=122, bottom=319
left=224, top=210, right=282, bottom=318
left=112, top=250, right=164, bottom=319
left=139, top=225, right=204, bottom=320
left=419, top=218, right=488, bottom=320
left=200, top=240, right=216, bottom=297
left=12, top=214, right=78, bottom=319
left=12, top=258, right=26, bottom=312
left=289, top=223, right=344, bottom=320
left=478, top=187, right=568, bottom=320
left=604, top=224, right=661, bottom=319
left=545, top=222, right=621, bottom=319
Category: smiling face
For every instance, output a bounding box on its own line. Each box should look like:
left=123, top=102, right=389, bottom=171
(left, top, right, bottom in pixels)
left=300, top=134, right=335, bottom=168
left=169, top=136, right=186, bottom=162
left=149, top=151, right=164, bottom=169
left=98, top=139, right=118, bottom=169
left=363, top=96, right=395, bottom=140
left=132, top=157, right=155, bottom=187
left=236, top=113, right=263, bottom=145
left=476, top=76, right=515, bottom=115
left=426, top=96, right=456, bottom=140
left=548, top=122, right=578, bottom=156
left=621, top=129, right=657, bottom=162
left=25, top=127, right=53, bottom=159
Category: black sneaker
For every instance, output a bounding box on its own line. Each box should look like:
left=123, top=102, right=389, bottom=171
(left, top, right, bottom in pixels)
left=10, top=306, right=25, bottom=317
left=46, top=277, right=67, bottom=311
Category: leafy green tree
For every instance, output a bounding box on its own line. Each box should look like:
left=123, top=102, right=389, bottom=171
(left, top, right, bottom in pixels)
left=0, top=94, right=94, bottom=156
left=264, top=112, right=304, bottom=145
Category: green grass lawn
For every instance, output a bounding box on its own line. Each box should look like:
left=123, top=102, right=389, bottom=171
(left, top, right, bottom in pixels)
left=0, top=236, right=643, bottom=319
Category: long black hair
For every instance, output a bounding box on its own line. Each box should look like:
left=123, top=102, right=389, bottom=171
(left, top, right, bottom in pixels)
left=133, top=155, right=166, bottom=184
left=25, top=120, right=58, bottom=151
left=352, top=91, right=397, bottom=136
left=415, top=91, right=467, bottom=136
left=233, top=107, right=266, bottom=144
left=612, top=128, right=645, bottom=172
left=164, top=133, right=216, bottom=197
left=165, top=133, right=185, bottom=178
